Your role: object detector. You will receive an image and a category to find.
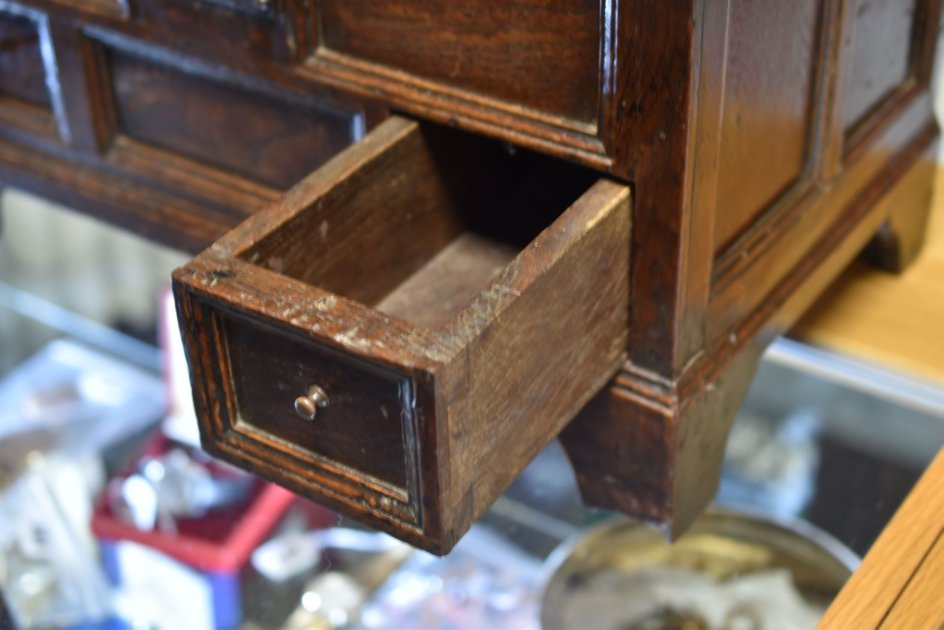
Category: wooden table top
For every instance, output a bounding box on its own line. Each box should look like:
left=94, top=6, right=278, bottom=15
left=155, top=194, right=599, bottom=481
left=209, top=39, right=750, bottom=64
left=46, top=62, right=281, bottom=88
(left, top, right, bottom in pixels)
left=819, top=447, right=944, bottom=629
left=795, top=167, right=944, bottom=386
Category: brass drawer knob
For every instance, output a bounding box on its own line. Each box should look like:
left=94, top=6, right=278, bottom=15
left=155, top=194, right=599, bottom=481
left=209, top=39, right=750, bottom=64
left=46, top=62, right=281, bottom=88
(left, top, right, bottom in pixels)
left=294, top=385, right=328, bottom=421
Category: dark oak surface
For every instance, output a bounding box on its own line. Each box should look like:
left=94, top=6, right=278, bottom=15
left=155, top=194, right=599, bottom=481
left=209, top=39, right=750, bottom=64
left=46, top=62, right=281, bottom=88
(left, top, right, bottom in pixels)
left=226, top=313, right=413, bottom=490
left=0, top=0, right=940, bottom=552
left=320, top=0, right=601, bottom=124
left=843, top=0, right=918, bottom=132
left=375, top=234, right=518, bottom=329
left=712, top=0, right=820, bottom=252
left=0, top=13, right=50, bottom=107
left=107, top=46, right=357, bottom=189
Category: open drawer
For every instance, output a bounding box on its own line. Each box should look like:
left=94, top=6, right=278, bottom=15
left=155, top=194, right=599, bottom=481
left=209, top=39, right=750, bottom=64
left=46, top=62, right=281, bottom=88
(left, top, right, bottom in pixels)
left=173, top=116, right=631, bottom=553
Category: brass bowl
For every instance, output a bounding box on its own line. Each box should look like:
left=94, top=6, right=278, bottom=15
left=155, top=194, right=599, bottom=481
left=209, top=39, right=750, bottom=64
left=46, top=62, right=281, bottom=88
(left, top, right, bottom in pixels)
left=540, top=507, right=858, bottom=630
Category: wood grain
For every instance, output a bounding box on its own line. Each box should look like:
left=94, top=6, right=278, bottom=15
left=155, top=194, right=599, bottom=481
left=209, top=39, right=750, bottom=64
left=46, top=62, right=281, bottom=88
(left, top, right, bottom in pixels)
left=879, top=531, right=944, bottom=629
left=25, top=0, right=126, bottom=20
left=319, top=0, right=601, bottom=123
left=0, top=131, right=247, bottom=251
left=106, top=47, right=357, bottom=190
left=615, top=0, right=701, bottom=374
left=0, top=95, right=58, bottom=142
left=563, top=114, right=939, bottom=543
left=848, top=0, right=940, bottom=168
left=819, top=448, right=944, bottom=629
left=376, top=234, right=517, bottom=329
left=48, top=22, right=112, bottom=154
left=235, top=120, right=490, bottom=305
left=709, top=93, right=935, bottom=341
left=437, top=179, right=631, bottom=542
left=0, top=4, right=384, bottom=252
left=713, top=0, right=820, bottom=251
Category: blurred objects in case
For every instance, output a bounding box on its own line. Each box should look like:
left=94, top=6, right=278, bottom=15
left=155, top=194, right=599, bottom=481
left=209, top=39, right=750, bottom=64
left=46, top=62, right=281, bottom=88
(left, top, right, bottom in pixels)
left=359, top=525, right=544, bottom=629
left=91, top=430, right=333, bottom=630
left=0, top=339, right=165, bottom=475
left=0, top=339, right=166, bottom=628
left=159, top=288, right=202, bottom=449
left=719, top=407, right=823, bottom=519
left=0, top=457, right=112, bottom=628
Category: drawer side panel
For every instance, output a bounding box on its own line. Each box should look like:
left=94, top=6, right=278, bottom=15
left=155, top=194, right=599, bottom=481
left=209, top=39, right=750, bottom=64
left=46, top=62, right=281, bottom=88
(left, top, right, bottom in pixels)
left=440, top=180, right=632, bottom=534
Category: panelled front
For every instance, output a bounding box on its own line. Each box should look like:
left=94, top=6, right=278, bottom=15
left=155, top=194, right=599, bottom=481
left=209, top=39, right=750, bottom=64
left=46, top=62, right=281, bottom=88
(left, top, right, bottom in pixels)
left=843, top=0, right=919, bottom=134
left=704, top=0, right=940, bottom=342
left=305, top=0, right=619, bottom=173
left=0, top=1, right=380, bottom=250
left=104, top=46, right=359, bottom=190
left=1, top=1, right=693, bottom=192
left=712, top=0, right=822, bottom=251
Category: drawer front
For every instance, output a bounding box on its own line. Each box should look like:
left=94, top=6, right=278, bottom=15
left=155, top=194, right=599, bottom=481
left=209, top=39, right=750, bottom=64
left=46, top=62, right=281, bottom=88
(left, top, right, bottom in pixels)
left=174, top=115, right=631, bottom=552
left=177, top=293, right=424, bottom=529
left=225, top=313, right=413, bottom=491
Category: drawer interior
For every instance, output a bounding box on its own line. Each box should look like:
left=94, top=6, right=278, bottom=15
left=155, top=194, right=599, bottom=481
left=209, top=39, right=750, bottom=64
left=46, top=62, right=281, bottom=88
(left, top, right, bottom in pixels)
left=236, top=122, right=599, bottom=330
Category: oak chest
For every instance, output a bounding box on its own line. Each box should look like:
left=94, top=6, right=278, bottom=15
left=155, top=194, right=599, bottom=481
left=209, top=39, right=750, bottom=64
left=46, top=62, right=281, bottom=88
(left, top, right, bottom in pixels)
left=0, top=0, right=938, bottom=552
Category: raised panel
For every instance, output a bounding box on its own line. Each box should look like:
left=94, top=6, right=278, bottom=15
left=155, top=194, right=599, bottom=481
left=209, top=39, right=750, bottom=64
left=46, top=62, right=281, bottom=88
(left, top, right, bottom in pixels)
left=133, top=0, right=299, bottom=65
left=318, top=0, right=601, bottom=123
left=106, top=47, right=359, bottom=190
left=843, top=0, right=917, bottom=132
left=713, top=0, right=821, bottom=251
left=0, top=13, right=50, bottom=108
